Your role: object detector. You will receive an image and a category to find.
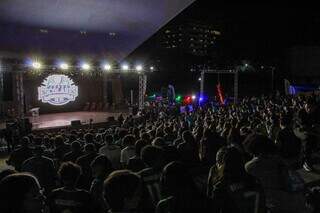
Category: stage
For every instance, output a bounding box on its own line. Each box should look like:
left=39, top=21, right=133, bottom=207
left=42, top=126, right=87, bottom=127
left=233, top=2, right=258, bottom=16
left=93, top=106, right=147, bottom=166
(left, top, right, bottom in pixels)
left=30, top=111, right=124, bottom=130
left=0, top=111, right=124, bottom=130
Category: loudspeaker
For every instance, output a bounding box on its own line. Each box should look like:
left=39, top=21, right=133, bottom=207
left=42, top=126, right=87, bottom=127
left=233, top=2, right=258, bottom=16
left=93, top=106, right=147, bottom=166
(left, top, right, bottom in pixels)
left=71, top=120, right=81, bottom=127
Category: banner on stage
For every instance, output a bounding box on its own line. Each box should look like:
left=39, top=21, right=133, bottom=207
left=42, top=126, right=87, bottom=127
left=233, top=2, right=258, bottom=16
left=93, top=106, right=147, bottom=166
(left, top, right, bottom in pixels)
left=38, top=74, right=78, bottom=106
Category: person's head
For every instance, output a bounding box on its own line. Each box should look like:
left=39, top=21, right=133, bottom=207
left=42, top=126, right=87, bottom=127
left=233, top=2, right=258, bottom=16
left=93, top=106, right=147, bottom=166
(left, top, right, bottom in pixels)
left=33, top=146, right=44, bottom=157
left=140, top=132, right=150, bottom=143
left=0, top=169, right=17, bottom=181
left=306, top=187, right=320, bottom=213
left=280, top=114, right=291, bottom=128
left=21, top=136, right=30, bottom=147
left=161, top=161, right=195, bottom=197
left=91, top=155, right=113, bottom=178
left=118, top=129, right=129, bottom=139
left=182, top=130, right=195, bottom=144
left=164, top=126, right=172, bottom=135
left=104, top=170, right=142, bottom=212
left=71, top=141, right=81, bottom=152
left=54, top=135, right=64, bottom=147
left=216, top=146, right=246, bottom=181
left=122, top=134, right=135, bottom=147
left=243, top=134, right=276, bottom=156
left=105, top=134, right=114, bottom=145
left=84, top=143, right=96, bottom=153
left=58, top=162, right=82, bottom=187
left=68, top=134, right=77, bottom=143
left=0, top=173, right=45, bottom=213
left=84, top=133, right=94, bottom=144
left=141, top=145, right=164, bottom=169
left=152, top=137, right=166, bottom=147
left=135, top=139, right=148, bottom=156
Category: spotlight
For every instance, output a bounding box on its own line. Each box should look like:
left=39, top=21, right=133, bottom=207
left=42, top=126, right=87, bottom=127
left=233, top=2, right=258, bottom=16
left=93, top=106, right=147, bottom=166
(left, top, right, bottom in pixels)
left=103, top=64, right=112, bottom=71
left=192, top=95, right=196, bottom=100
left=122, top=64, right=129, bottom=71
left=198, top=77, right=201, bottom=81
left=59, top=63, right=69, bottom=70
left=136, top=65, right=143, bottom=71
left=150, top=66, right=154, bottom=71
left=32, top=62, right=42, bottom=69
left=81, top=63, right=90, bottom=71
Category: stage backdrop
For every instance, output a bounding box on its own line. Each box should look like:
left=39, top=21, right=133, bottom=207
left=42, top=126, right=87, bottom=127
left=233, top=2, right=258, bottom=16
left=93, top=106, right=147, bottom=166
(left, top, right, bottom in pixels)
left=23, top=72, right=104, bottom=114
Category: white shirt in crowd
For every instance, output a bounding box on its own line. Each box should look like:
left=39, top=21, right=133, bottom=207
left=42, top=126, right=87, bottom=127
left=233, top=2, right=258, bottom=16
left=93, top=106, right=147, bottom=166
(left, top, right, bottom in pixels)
left=99, top=144, right=121, bottom=169
left=120, top=146, right=136, bottom=166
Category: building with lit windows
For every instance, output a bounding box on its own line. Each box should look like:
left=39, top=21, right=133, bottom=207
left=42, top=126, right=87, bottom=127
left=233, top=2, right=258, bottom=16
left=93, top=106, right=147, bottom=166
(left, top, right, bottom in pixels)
left=159, top=21, right=221, bottom=56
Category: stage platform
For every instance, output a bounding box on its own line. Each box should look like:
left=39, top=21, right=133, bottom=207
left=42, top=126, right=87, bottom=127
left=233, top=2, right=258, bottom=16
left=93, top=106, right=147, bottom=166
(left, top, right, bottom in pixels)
left=0, top=111, right=124, bottom=131
left=30, top=111, right=124, bottom=130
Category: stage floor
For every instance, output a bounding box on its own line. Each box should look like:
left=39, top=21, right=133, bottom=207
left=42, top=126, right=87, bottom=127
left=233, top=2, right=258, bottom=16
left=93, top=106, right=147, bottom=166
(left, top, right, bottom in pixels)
left=27, top=111, right=123, bottom=130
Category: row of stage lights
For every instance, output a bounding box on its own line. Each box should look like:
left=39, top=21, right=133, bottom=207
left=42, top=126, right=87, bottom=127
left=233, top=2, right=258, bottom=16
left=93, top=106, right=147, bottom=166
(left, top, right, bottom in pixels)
left=149, top=94, right=205, bottom=104
left=29, top=60, right=154, bottom=72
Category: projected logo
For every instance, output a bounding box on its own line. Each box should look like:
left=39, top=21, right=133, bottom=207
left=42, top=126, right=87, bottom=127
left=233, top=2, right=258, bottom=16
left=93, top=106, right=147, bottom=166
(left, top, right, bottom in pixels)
left=38, top=75, right=78, bottom=106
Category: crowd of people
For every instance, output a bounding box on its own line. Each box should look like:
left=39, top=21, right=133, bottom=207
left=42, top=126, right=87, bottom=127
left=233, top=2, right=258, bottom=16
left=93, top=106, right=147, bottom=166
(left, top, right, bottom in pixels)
left=0, top=94, right=319, bottom=213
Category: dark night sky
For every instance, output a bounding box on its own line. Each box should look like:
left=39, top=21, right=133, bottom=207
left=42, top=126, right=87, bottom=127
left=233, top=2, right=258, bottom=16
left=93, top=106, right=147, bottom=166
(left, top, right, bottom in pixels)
left=126, top=3, right=320, bottom=96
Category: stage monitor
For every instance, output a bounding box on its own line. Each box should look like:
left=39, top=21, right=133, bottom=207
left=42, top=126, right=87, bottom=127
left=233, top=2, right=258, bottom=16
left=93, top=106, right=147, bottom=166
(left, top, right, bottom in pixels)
left=38, top=74, right=78, bottom=106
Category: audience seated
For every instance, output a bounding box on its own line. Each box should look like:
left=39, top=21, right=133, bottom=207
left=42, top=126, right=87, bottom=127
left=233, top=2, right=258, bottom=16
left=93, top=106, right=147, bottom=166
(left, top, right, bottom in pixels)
left=48, top=162, right=93, bottom=213
left=0, top=94, right=319, bottom=213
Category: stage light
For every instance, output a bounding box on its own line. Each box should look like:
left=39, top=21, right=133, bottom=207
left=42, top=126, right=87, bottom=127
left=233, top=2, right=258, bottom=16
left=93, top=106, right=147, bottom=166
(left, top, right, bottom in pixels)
left=136, top=65, right=143, bottom=71
left=150, top=66, right=154, bottom=71
left=198, top=77, right=201, bottom=81
left=184, top=96, right=192, bottom=105
left=59, top=63, right=69, bottom=70
left=81, top=63, right=90, bottom=71
left=32, top=62, right=42, bottom=69
left=122, top=64, right=129, bottom=71
left=192, top=95, right=196, bottom=100
left=175, top=95, right=182, bottom=102
left=199, top=97, right=204, bottom=102
left=103, top=64, right=112, bottom=71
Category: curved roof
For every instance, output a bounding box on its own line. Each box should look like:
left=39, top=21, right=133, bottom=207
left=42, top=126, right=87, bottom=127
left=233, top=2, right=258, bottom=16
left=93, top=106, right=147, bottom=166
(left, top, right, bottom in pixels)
left=0, top=0, right=195, bottom=60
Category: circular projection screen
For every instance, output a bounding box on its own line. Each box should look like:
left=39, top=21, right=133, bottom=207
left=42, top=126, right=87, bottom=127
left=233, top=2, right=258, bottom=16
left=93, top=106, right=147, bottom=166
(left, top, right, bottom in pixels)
left=38, top=74, right=78, bottom=106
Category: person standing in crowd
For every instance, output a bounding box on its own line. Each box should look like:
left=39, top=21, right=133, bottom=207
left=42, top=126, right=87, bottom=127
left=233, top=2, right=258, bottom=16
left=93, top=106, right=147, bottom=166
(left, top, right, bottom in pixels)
left=48, top=162, right=93, bottom=213
left=0, top=173, right=46, bottom=213
left=157, top=161, right=212, bottom=213
left=63, top=141, right=83, bottom=163
left=276, top=115, right=302, bottom=168
left=120, top=134, right=136, bottom=167
left=54, top=135, right=70, bottom=165
left=76, top=143, right=98, bottom=190
left=99, top=134, right=121, bottom=169
left=127, top=139, right=148, bottom=172
left=6, top=136, right=33, bottom=171
left=21, top=146, right=57, bottom=194
left=209, top=146, right=266, bottom=213
left=138, top=145, right=164, bottom=211
left=90, top=155, right=114, bottom=213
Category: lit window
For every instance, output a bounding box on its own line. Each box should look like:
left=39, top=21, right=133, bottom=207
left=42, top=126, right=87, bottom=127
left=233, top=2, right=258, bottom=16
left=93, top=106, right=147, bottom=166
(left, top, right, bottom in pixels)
left=40, top=29, right=48, bottom=33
